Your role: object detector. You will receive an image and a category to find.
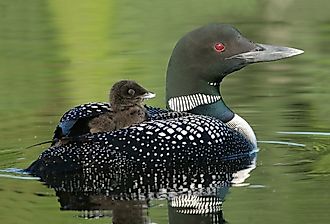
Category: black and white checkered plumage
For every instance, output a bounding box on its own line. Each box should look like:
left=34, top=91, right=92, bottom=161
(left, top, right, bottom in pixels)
left=29, top=109, right=255, bottom=177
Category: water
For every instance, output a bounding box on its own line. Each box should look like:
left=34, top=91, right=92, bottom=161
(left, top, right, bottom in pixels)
left=0, top=0, right=330, bottom=223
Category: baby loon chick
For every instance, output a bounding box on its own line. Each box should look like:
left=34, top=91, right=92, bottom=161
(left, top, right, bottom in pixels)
left=88, top=80, right=155, bottom=133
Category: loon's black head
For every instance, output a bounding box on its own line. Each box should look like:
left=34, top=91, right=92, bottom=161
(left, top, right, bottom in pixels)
left=109, top=80, right=155, bottom=111
left=166, top=24, right=303, bottom=111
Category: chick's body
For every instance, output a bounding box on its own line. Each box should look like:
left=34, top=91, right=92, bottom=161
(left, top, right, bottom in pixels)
left=88, top=80, right=154, bottom=133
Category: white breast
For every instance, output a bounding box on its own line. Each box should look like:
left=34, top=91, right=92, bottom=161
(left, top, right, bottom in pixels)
left=225, top=113, right=257, bottom=148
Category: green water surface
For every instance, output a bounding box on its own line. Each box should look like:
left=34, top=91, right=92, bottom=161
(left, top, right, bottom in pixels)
left=0, top=0, right=329, bottom=223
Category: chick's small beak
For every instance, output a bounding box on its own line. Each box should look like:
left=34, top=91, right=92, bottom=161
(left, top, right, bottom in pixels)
left=142, top=92, right=156, bottom=99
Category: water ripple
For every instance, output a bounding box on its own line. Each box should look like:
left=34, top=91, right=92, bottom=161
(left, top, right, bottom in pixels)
left=0, top=168, right=40, bottom=180
left=277, top=131, right=330, bottom=136
left=257, top=140, right=305, bottom=147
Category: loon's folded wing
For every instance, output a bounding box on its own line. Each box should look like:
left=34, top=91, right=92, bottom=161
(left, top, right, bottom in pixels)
left=53, top=102, right=111, bottom=140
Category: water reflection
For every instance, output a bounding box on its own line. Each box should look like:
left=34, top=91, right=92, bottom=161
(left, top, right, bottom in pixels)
left=35, top=150, right=256, bottom=223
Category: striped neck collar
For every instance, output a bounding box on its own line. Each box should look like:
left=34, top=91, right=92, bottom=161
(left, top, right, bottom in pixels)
left=168, top=93, right=222, bottom=112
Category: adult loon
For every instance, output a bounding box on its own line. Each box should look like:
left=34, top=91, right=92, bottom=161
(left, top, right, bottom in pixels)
left=88, top=80, right=155, bottom=133
left=27, top=24, right=303, bottom=189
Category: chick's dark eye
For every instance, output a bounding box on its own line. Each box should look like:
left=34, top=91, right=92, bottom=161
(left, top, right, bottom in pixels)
left=214, top=42, right=225, bottom=53
left=128, top=89, right=135, bottom=96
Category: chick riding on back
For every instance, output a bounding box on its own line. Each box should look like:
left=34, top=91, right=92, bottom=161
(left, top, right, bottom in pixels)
left=89, top=80, right=155, bottom=133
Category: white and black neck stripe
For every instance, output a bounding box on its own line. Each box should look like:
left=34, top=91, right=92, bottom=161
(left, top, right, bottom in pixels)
left=168, top=93, right=222, bottom=112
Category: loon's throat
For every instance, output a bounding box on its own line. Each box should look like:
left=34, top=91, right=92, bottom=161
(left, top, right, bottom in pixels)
left=189, top=99, right=234, bottom=123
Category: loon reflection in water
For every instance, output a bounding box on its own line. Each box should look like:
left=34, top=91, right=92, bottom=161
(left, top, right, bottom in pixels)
left=40, top=150, right=256, bottom=224
left=26, top=24, right=303, bottom=223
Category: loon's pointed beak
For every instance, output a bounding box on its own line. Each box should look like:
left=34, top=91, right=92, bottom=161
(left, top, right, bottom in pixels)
left=142, top=92, right=156, bottom=99
left=227, top=43, right=304, bottom=63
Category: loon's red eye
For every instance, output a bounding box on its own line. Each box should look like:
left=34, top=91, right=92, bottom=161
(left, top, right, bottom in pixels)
left=214, top=43, right=225, bottom=52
